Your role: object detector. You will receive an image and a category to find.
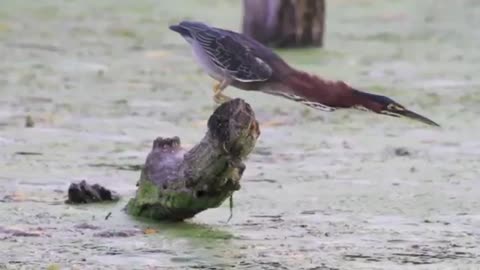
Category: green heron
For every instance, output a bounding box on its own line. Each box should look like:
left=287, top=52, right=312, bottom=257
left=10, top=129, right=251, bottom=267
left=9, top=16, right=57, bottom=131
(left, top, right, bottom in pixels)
left=170, top=21, right=439, bottom=126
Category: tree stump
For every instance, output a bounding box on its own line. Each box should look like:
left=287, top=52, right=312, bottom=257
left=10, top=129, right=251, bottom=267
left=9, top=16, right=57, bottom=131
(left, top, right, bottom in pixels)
left=66, top=180, right=120, bottom=204
left=126, top=99, right=260, bottom=221
left=242, top=0, right=326, bottom=48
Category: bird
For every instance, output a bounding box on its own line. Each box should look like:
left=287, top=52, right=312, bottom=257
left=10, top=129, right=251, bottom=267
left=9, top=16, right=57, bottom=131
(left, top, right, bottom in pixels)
left=169, top=21, right=439, bottom=127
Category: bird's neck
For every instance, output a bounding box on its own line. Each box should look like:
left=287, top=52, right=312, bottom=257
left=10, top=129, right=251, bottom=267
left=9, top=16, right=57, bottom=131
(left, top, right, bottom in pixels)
left=280, top=69, right=384, bottom=112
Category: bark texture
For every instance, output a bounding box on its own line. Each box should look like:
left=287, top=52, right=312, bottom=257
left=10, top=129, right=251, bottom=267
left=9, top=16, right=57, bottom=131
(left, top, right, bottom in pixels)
left=126, top=99, right=260, bottom=221
left=242, top=0, right=326, bottom=48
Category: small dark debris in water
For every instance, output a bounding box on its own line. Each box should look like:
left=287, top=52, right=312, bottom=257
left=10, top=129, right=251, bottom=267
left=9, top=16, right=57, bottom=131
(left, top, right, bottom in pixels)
left=394, top=147, right=411, bottom=156
left=300, top=210, right=318, bottom=215
left=170, top=256, right=197, bottom=263
left=88, top=163, right=143, bottom=171
left=0, top=193, right=62, bottom=204
left=25, top=115, right=35, bottom=128
left=105, top=250, right=122, bottom=256
left=388, top=239, right=408, bottom=243
left=344, top=254, right=380, bottom=262
left=253, top=147, right=272, bottom=156
left=14, top=151, right=42, bottom=156
left=140, top=248, right=176, bottom=255
left=306, top=265, right=339, bottom=270
left=0, top=195, right=15, bottom=202
left=248, top=178, right=277, bottom=183
left=251, top=214, right=282, bottom=219
left=0, top=193, right=23, bottom=203
left=254, top=261, right=288, bottom=270
left=240, top=221, right=261, bottom=226
left=187, top=263, right=236, bottom=269
left=410, top=166, right=417, bottom=173
left=66, top=180, right=120, bottom=204
left=74, top=223, right=100, bottom=230
left=94, top=229, right=141, bottom=238
left=251, top=214, right=283, bottom=222
left=345, top=250, right=475, bottom=265
left=12, top=231, right=42, bottom=237
left=113, top=99, right=128, bottom=105
left=423, top=219, right=450, bottom=225
left=391, top=251, right=475, bottom=261
left=342, top=140, right=351, bottom=149
left=105, top=212, right=112, bottom=220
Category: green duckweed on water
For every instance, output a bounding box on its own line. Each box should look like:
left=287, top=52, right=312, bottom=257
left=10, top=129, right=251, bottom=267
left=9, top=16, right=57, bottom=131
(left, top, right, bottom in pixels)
left=0, top=0, right=479, bottom=269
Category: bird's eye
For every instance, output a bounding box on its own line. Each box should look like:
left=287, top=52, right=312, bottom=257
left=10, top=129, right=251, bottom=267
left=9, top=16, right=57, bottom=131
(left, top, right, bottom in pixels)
left=387, top=103, right=405, bottom=111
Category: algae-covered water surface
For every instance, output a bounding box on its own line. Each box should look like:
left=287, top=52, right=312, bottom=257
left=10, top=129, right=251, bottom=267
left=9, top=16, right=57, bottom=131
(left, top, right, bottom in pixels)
left=1, top=0, right=479, bottom=269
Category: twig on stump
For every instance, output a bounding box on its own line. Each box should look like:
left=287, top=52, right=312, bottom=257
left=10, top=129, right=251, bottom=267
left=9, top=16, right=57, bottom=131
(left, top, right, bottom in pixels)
left=126, top=99, right=260, bottom=221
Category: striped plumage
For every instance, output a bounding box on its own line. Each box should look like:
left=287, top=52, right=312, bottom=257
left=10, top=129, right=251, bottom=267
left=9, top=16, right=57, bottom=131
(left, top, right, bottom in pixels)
left=184, top=21, right=272, bottom=82
left=170, top=21, right=439, bottom=127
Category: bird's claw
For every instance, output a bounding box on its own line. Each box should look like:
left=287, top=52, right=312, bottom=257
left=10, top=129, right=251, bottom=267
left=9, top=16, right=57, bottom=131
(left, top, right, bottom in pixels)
left=213, top=93, right=232, bottom=104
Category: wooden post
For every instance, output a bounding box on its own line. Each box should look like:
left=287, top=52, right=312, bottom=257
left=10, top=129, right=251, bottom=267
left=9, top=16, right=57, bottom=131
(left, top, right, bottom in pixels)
left=242, top=0, right=326, bottom=48
left=126, top=99, right=260, bottom=221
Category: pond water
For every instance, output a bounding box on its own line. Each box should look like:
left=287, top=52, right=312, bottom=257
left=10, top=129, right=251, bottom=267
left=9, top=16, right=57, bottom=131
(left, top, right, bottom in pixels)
left=0, top=0, right=479, bottom=269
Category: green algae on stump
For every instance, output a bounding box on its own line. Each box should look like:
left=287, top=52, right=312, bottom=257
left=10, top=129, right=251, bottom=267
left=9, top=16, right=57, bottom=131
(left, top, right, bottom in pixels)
left=127, top=99, right=260, bottom=221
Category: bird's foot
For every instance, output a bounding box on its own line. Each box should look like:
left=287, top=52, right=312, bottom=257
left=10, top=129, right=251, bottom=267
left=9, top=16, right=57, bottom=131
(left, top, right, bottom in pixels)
left=213, top=93, right=232, bottom=104
left=212, top=80, right=232, bottom=104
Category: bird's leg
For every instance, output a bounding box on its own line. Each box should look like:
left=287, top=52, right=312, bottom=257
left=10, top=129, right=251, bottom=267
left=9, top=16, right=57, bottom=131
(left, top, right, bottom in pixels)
left=213, top=79, right=232, bottom=104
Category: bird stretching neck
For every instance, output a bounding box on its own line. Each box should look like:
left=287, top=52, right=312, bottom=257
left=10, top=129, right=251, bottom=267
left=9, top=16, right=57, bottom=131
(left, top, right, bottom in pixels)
left=276, top=70, right=439, bottom=126
left=170, top=21, right=439, bottom=127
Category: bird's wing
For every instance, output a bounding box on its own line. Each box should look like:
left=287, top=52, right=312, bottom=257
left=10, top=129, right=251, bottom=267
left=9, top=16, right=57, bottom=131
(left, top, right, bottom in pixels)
left=191, top=29, right=272, bottom=82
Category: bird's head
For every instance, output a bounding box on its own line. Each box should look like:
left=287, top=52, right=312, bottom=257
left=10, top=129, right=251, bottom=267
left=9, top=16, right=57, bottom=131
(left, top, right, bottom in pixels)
left=169, top=24, right=194, bottom=43
left=354, top=91, right=440, bottom=127
left=169, top=21, right=211, bottom=44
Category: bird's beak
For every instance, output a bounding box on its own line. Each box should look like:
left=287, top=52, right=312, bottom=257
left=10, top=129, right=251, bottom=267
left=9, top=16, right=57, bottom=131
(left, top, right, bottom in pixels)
left=169, top=24, right=193, bottom=39
left=169, top=24, right=182, bottom=33
left=399, top=109, right=440, bottom=127
left=381, top=105, right=440, bottom=127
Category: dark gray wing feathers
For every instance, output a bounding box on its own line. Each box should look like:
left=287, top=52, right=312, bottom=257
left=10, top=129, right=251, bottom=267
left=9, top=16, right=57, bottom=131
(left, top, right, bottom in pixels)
left=183, top=23, right=272, bottom=82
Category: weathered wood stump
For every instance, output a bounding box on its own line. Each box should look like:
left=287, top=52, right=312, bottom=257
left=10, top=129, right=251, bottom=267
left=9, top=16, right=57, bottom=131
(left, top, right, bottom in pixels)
left=126, top=99, right=260, bottom=221
left=66, top=180, right=120, bottom=204
left=242, top=0, right=326, bottom=48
